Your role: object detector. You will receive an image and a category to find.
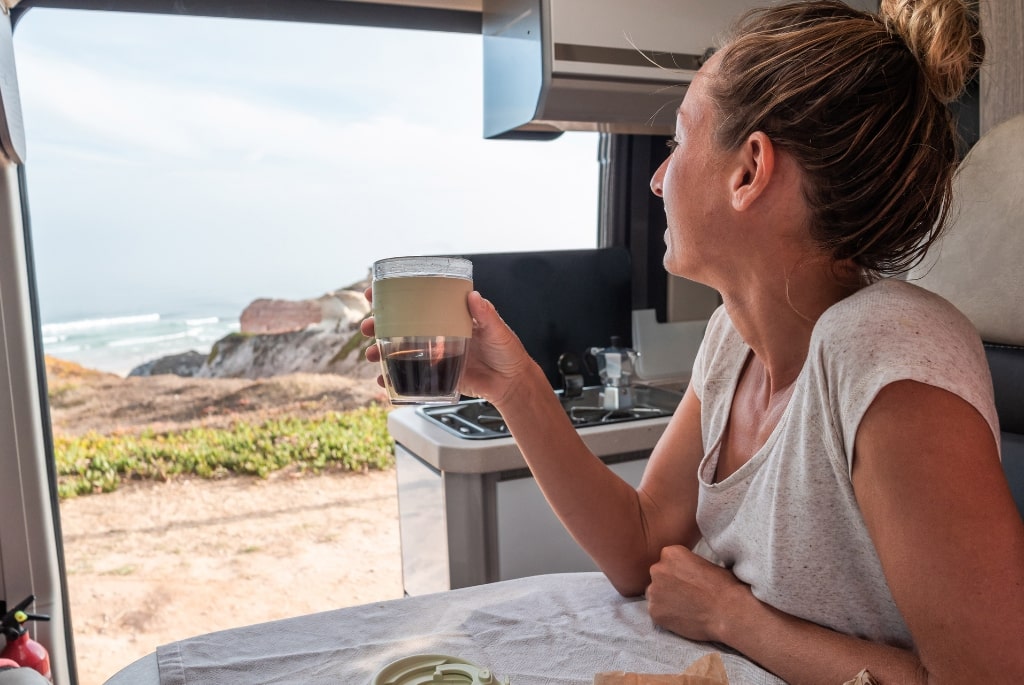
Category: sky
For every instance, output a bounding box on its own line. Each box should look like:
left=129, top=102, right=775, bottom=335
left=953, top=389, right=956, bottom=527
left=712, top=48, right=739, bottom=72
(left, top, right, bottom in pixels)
left=12, top=8, right=600, bottom=324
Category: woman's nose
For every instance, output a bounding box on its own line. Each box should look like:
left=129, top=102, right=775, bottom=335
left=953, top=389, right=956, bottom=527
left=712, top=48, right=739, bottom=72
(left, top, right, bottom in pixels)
left=650, top=158, right=667, bottom=197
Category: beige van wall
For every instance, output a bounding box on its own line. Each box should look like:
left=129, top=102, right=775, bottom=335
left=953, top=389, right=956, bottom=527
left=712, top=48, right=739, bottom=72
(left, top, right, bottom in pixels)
left=664, top=0, right=1017, bottom=324
left=981, top=1, right=1024, bottom=134
left=666, top=276, right=721, bottom=322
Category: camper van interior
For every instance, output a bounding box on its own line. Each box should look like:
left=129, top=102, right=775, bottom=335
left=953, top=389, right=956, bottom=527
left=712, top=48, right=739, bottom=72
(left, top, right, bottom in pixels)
left=0, top=0, right=1022, bottom=683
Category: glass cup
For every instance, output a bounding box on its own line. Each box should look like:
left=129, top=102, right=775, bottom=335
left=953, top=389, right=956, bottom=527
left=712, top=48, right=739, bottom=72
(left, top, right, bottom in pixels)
left=372, top=256, right=473, bottom=405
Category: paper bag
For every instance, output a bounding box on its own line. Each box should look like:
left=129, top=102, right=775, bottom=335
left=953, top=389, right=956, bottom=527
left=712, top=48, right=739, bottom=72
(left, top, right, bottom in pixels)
left=594, top=653, right=729, bottom=685
left=842, top=669, right=878, bottom=685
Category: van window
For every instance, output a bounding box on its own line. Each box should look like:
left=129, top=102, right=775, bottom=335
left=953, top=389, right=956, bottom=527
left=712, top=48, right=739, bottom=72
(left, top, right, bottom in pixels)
left=16, top=8, right=600, bottom=374
left=13, top=8, right=599, bottom=682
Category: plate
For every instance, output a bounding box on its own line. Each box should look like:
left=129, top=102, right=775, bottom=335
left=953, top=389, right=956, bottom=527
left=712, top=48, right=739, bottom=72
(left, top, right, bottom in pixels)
left=370, top=654, right=508, bottom=684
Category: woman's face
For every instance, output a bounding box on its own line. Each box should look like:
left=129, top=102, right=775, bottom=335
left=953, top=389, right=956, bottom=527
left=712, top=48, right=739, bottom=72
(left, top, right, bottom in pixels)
left=650, top=56, right=732, bottom=283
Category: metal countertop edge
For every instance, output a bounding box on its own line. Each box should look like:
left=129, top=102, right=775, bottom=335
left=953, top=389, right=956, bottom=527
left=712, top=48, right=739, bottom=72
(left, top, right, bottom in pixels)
left=387, top=407, right=671, bottom=474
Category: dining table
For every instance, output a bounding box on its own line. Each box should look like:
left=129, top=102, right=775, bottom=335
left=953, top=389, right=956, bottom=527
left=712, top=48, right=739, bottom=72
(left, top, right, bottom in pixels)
left=102, top=572, right=786, bottom=684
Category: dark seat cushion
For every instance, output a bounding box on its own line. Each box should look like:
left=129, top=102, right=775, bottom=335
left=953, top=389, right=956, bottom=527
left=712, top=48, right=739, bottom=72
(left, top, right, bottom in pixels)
left=987, top=344, right=1024, bottom=518
left=1004, top=433, right=1024, bottom=520
left=988, top=344, right=1024, bottom=435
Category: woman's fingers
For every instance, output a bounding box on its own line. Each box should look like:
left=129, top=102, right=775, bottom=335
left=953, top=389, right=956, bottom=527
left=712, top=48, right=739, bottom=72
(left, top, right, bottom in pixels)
left=361, top=287, right=376, bottom=338
left=365, top=340, right=380, bottom=363
left=360, top=286, right=385, bottom=386
left=360, top=315, right=375, bottom=338
left=360, top=285, right=379, bottom=363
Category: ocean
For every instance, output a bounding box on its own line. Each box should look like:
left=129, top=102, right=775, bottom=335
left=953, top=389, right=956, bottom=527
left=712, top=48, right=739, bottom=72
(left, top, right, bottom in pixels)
left=41, top=311, right=242, bottom=377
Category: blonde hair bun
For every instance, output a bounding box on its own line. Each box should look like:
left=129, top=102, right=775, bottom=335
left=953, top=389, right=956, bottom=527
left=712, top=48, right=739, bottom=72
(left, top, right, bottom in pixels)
left=880, top=0, right=985, bottom=103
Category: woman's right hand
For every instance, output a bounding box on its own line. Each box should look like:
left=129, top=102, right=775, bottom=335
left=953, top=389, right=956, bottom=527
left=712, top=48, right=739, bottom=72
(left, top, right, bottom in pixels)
left=457, top=291, right=538, bottom=406
left=359, top=288, right=540, bottom=408
left=359, top=287, right=385, bottom=391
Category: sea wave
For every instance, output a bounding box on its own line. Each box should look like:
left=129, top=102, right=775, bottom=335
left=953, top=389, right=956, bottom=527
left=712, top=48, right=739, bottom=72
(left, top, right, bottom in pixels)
left=42, top=310, right=240, bottom=376
left=46, top=344, right=81, bottom=354
left=107, top=331, right=191, bottom=348
left=42, top=313, right=161, bottom=335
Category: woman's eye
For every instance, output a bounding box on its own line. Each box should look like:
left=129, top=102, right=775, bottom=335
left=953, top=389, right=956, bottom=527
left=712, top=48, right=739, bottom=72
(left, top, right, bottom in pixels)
left=665, top=138, right=679, bottom=151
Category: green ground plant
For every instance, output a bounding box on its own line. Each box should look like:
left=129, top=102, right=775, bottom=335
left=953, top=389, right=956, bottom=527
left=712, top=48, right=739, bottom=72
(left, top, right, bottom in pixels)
left=54, top=405, right=393, bottom=499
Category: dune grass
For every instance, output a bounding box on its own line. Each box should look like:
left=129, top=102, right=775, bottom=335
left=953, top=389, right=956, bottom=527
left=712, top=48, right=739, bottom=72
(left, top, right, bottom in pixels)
left=53, top=405, right=394, bottom=499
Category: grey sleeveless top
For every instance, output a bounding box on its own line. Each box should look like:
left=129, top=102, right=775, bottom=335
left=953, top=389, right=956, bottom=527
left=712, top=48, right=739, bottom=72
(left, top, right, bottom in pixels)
left=691, top=279, right=998, bottom=648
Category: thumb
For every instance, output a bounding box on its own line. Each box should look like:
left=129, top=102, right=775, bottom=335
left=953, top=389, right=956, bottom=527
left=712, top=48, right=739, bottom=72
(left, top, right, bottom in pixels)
left=468, top=290, right=501, bottom=330
left=468, top=291, right=521, bottom=348
left=467, top=290, right=525, bottom=353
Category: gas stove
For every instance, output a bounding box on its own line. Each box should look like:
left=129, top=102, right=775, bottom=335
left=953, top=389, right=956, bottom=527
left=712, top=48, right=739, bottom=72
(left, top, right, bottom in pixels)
left=417, top=384, right=683, bottom=440
left=393, top=381, right=685, bottom=595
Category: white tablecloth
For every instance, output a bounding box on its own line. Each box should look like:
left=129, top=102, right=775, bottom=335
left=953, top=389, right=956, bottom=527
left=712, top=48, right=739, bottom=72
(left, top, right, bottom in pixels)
left=139, top=573, right=785, bottom=685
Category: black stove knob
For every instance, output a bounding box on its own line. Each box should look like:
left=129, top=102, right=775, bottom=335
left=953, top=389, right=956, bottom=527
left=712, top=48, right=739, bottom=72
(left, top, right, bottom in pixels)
left=557, top=353, right=585, bottom=399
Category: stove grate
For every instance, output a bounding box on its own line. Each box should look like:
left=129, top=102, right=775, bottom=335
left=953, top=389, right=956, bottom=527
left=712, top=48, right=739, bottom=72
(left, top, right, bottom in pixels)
left=417, top=385, right=683, bottom=440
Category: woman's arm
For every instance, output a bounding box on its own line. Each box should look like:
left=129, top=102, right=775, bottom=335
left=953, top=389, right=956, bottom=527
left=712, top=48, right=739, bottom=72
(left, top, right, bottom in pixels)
left=647, top=379, right=1024, bottom=684
left=464, top=292, right=707, bottom=596
left=647, top=546, right=930, bottom=684
left=851, top=380, right=1024, bottom=682
left=365, top=290, right=706, bottom=596
left=496, top=369, right=707, bottom=596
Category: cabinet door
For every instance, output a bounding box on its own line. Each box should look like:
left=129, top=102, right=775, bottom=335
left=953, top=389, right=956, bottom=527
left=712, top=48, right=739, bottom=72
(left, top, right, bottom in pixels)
left=396, top=447, right=451, bottom=596
left=495, top=459, right=646, bottom=581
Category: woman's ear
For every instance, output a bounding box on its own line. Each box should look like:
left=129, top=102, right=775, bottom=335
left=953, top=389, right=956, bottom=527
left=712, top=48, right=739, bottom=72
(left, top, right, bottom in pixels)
left=729, top=131, right=774, bottom=211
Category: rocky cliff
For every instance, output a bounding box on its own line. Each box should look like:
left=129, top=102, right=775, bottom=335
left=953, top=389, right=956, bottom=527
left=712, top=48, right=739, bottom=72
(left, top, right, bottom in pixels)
left=239, top=288, right=370, bottom=335
left=200, top=280, right=374, bottom=379
left=130, top=280, right=377, bottom=380
left=197, top=325, right=376, bottom=380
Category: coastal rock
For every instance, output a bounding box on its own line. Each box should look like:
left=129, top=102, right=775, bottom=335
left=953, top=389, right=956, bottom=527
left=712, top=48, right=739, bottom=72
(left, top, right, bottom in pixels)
left=319, top=289, right=372, bottom=328
left=128, top=351, right=206, bottom=378
left=240, top=286, right=371, bottom=335
left=240, top=299, right=322, bottom=334
left=197, top=326, right=377, bottom=380
left=133, top=280, right=376, bottom=380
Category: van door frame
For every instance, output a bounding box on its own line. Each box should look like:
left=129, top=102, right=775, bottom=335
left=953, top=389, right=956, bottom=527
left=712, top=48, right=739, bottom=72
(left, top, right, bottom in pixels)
left=0, top=4, right=628, bottom=683
left=0, top=5, right=76, bottom=681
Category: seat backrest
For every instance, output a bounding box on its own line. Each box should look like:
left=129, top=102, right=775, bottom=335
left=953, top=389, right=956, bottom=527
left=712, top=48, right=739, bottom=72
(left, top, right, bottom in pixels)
left=907, top=113, right=1024, bottom=519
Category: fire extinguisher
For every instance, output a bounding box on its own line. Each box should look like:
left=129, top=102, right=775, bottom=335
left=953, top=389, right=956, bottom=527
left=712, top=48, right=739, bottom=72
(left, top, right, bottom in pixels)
left=0, top=596, right=51, bottom=682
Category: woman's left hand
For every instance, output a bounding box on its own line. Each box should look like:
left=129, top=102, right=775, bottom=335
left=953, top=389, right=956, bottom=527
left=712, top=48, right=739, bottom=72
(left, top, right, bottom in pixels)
left=645, top=545, right=750, bottom=644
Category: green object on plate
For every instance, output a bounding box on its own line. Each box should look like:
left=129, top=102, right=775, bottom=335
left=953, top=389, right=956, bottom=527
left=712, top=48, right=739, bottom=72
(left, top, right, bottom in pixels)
left=371, top=654, right=509, bottom=684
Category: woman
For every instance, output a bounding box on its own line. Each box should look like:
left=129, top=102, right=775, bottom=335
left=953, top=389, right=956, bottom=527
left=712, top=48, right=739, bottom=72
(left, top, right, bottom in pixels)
left=365, top=0, right=1024, bottom=681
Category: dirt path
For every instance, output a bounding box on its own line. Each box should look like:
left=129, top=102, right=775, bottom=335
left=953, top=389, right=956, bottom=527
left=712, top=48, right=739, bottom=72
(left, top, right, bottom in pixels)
left=60, top=469, right=403, bottom=685
left=46, top=359, right=387, bottom=437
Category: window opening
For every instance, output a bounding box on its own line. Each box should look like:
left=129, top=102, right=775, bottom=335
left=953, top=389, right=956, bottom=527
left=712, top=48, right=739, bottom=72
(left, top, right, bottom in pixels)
left=14, top=9, right=598, bottom=682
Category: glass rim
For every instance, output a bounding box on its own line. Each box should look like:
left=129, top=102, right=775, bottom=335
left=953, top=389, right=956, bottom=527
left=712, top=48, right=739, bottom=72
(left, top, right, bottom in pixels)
left=372, top=255, right=472, bottom=280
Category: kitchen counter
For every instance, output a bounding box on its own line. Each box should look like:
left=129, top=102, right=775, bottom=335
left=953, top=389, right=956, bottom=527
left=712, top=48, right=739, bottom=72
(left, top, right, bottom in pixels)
left=388, top=385, right=685, bottom=595
left=388, top=405, right=672, bottom=474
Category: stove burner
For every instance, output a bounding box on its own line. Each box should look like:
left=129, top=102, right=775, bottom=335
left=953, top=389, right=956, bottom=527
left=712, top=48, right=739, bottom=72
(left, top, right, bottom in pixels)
left=568, top=405, right=664, bottom=424
left=418, top=385, right=683, bottom=440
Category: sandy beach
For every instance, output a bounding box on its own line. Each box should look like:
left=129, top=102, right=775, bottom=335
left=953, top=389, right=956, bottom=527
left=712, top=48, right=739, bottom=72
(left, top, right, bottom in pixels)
left=47, top=358, right=404, bottom=685
left=61, top=470, right=404, bottom=685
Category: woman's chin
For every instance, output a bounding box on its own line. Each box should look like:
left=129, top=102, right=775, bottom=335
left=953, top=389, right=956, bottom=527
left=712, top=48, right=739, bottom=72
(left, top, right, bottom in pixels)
left=663, top=252, right=687, bottom=276
left=663, top=256, right=712, bottom=287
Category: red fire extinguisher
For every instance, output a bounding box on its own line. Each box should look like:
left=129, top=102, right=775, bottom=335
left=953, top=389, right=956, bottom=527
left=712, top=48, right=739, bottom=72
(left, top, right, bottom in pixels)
left=0, top=597, right=51, bottom=682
